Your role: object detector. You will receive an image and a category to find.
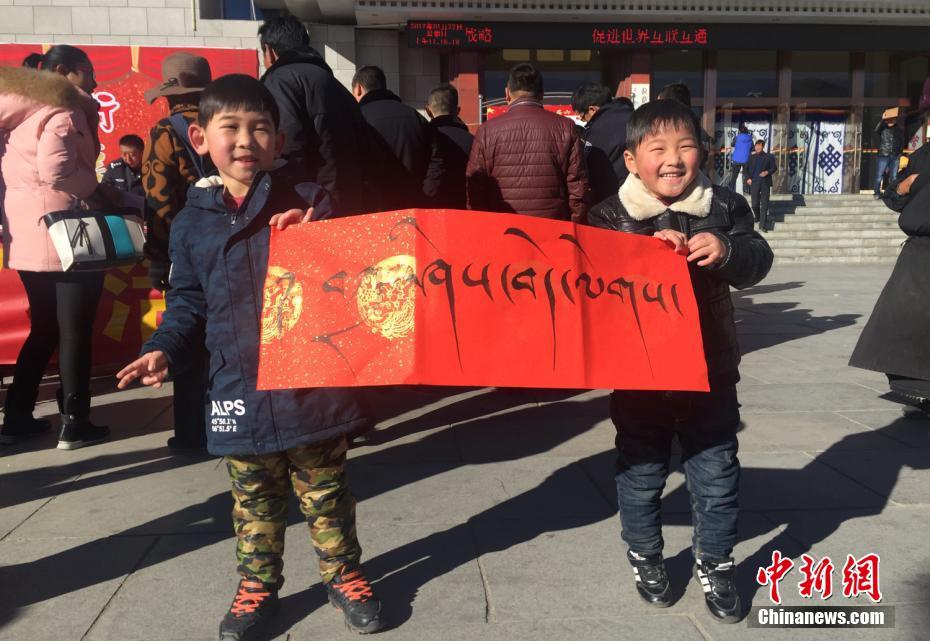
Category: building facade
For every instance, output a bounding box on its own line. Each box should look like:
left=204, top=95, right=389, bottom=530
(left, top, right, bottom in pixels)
left=3, top=0, right=928, bottom=194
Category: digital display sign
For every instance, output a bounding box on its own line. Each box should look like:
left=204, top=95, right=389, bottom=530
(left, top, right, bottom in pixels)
left=406, top=21, right=929, bottom=52
left=407, top=22, right=712, bottom=50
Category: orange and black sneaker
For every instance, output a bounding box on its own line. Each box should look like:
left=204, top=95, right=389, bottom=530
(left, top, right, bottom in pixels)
left=326, top=567, right=384, bottom=634
left=218, top=577, right=280, bottom=641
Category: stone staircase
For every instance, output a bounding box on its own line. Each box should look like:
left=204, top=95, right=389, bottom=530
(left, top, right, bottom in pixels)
left=764, top=194, right=905, bottom=264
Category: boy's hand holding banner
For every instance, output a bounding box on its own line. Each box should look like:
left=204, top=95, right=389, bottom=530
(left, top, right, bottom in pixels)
left=257, top=209, right=709, bottom=391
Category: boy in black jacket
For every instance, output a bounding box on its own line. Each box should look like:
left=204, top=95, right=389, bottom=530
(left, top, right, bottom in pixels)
left=589, top=99, right=772, bottom=623
left=117, top=75, right=384, bottom=640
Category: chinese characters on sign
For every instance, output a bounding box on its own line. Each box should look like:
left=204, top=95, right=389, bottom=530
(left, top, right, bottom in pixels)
left=590, top=26, right=708, bottom=47
left=757, top=551, right=883, bottom=605
left=408, top=22, right=494, bottom=47
left=407, top=21, right=710, bottom=49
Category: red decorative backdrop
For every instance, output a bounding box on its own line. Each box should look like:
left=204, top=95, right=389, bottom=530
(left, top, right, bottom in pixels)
left=0, top=44, right=258, bottom=370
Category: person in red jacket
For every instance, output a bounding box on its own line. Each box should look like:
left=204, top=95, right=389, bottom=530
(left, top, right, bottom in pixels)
left=466, top=64, right=588, bottom=223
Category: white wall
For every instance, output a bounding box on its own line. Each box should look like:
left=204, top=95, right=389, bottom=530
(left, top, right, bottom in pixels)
left=0, top=1, right=262, bottom=49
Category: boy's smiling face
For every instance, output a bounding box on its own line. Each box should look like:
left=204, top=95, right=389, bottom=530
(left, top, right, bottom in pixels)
left=190, top=109, right=284, bottom=197
left=625, top=123, right=701, bottom=205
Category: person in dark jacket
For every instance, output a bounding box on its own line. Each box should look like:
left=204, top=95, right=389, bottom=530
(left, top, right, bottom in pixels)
left=101, top=134, right=144, bottom=196
left=572, top=82, right=633, bottom=204
left=259, top=15, right=374, bottom=215
left=116, top=75, right=384, bottom=639
left=850, top=142, right=930, bottom=414
left=426, top=82, right=473, bottom=209
left=352, top=65, right=443, bottom=211
left=466, top=63, right=587, bottom=222
left=745, top=139, right=778, bottom=232
left=141, top=52, right=214, bottom=454
left=588, top=99, right=772, bottom=625
left=873, top=114, right=905, bottom=197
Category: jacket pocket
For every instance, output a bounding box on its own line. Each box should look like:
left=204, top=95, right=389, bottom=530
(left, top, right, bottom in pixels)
left=208, top=349, right=225, bottom=390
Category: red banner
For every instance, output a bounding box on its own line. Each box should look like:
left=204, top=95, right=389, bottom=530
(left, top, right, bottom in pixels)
left=0, top=44, right=258, bottom=369
left=257, top=210, right=709, bottom=391
left=486, top=103, right=582, bottom=125
left=0, top=44, right=258, bottom=168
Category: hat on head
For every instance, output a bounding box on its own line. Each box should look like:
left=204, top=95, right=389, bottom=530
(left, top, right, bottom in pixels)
left=144, top=53, right=212, bottom=104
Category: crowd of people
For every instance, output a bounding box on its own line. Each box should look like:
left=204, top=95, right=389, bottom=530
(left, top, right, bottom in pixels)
left=0, top=13, right=922, bottom=641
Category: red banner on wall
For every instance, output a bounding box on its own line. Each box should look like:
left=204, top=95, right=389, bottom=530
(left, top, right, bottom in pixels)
left=257, top=210, right=709, bottom=391
left=0, top=44, right=258, bottom=369
left=0, top=43, right=258, bottom=169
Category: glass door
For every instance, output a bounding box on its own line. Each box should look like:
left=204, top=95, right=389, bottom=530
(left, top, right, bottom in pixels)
left=714, top=105, right=775, bottom=192
left=788, top=107, right=848, bottom=195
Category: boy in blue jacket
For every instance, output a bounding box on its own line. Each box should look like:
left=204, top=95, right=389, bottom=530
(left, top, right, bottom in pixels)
left=117, top=75, right=384, bottom=639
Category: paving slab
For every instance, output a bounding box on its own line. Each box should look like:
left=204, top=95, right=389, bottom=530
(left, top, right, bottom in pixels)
left=7, top=460, right=230, bottom=539
left=1, top=263, right=928, bottom=641
left=737, top=382, right=902, bottom=413
left=835, top=410, right=930, bottom=449
left=0, top=535, right=157, bottom=641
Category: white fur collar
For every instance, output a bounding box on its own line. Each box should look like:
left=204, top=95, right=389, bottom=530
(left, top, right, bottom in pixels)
left=193, top=158, right=288, bottom=189
left=618, top=172, right=714, bottom=221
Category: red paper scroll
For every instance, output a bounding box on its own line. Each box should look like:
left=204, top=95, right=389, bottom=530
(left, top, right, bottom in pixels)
left=257, top=210, right=709, bottom=391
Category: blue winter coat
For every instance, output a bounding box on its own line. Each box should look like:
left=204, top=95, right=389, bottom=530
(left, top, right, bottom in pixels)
left=141, top=163, right=369, bottom=456
left=732, top=133, right=753, bottom=165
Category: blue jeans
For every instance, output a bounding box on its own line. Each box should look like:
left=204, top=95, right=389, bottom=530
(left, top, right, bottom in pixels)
left=874, top=154, right=899, bottom=195
left=612, top=386, right=740, bottom=561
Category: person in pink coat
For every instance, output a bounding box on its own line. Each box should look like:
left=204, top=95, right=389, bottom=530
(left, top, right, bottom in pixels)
left=0, top=46, right=112, bottom=449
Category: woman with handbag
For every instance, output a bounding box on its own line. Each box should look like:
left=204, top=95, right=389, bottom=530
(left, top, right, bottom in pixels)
left=0, top=46, right=113, bottom=449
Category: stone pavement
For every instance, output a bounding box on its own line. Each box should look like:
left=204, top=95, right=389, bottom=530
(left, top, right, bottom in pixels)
left=1, top=264, right=928, bottom=641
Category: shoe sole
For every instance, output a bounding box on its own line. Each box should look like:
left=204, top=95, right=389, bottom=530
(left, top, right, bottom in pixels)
left=329, top=596, right=385, bottom=634
left=218, top=602, right=279, bottom=641
left=57, top=436, right=108, bottom=451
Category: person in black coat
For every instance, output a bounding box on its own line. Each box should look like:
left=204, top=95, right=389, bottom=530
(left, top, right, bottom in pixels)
left=571, top=82, right=633, bottom=204
left=745, top=140, right=778, bottom=232
left=850, top=142, right=930, bottom=414
left=352, top=65, right=443, bottom=211
left=425, top=83, right=473, bottom=209
left=259, top=15, right=374, bottom=215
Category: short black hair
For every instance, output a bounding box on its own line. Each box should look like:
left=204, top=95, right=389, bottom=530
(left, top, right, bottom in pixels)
left=507, top=63, right=543, bottom=97
left=615, top=96, right=634, bottom=109
left=119, top=134, right=144, bottom=149
left=571, top=82, right=612, bottom=114
left=198, top=74, right=280, bottom=129
left=656, top=82, right=692, bottom=107
left=626, top=99, right=701, bottom=153
left=755, top=139, right=766, bottom=147
left=352, top=65, right=386, bottom=92
left=427, top=83, right=458, bottom=115
left=258, top=14, right=310, bottom=56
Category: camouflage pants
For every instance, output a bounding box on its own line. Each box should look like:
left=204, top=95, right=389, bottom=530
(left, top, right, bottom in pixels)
left=225, top=435, right=360, bottom=585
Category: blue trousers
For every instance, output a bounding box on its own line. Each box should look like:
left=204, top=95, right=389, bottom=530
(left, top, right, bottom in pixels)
left=612, top=386, right=740, bottom=561
left=874, top=155, right=899, bottom=195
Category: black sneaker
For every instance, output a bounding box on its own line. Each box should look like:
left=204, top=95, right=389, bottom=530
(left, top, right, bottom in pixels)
left=694, top=558, right=742, bottom=623
left=57, top=421, right=109, bottom=450
left=219, top=577, right=280, bottom=641
left=627, top=550, right=672, bottom=607
left=326, top=568, right=384, bottom=634
left=0, top=414, right=52, bottom=445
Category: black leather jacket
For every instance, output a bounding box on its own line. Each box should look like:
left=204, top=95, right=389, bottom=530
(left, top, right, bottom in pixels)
left=589, top=184, right=773, bottom=384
